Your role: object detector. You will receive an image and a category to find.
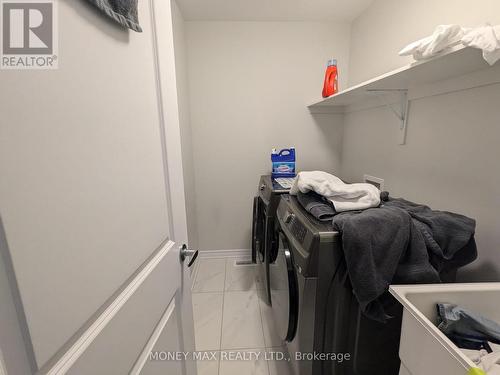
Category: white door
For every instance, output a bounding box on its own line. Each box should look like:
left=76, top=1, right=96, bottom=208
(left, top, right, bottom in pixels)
left=0, top=0, right=196, bottom=374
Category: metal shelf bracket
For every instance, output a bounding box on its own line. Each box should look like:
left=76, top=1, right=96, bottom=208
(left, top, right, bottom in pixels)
left=367, top=89, right=410, bottom=145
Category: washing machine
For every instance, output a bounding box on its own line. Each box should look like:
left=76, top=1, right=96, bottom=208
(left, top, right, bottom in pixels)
left=272, top=195, right=404, bottom=375
left=272, top=195, right=459, bottom=375
left=271, top=195, right=340, bottom=375
left=251, top=175, right=290, bottom=305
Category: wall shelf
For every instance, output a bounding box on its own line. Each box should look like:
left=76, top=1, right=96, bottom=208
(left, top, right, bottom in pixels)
left=308, top=45, right=495, bottom=144
left=308, top=45, right=491, bottom=110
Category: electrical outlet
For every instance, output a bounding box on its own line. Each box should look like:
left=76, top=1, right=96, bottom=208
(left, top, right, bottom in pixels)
left=364, top=174, right=384, bottom=190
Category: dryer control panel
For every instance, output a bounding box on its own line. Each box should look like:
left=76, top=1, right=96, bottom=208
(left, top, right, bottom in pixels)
left=276, top=195, right=339, bottom=278
left=284, top=212, right=307, bottom=244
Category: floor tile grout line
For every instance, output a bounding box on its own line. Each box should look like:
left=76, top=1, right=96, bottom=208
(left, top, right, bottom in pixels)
left=217, top=259, right=228, bottom=375
left=221, top=290, right=262, bottom=295
left=192, top=258, right=226, bottom=293
left=191, top=290, right=225, bottom=295
left=191, top=259, right=225, bottom=373
left=190, top=259, right=200, bottom=293
left=223, top=258, right=231, bottom=293
left=194, top=259, right=270, bottom=373
left=218, top=345, right=285, bottom=350
left=191, top=290, right=225, bottom=353
left=193, top=289, right=263, bottom=294
left=192, top=256, right=215, bottom=291
left=256, top=270, right=272, bottom=375
left=218, top=346, right=268, bottom=351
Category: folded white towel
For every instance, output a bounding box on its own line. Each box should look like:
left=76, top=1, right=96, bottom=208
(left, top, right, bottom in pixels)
left=399, top=24, right=467, bottom=60
left=290, top=171, right=380, bottom=212
left=462, top=24, right=500, bottom=65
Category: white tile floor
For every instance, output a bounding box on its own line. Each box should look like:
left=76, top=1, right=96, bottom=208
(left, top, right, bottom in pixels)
left=191, top=258, right=293, bottom=375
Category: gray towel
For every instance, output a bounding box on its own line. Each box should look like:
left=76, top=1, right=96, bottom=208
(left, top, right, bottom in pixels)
left=297, top=191, right=336, bottom=222
left=87, top=0, right=142, bottom=32
left=333, top=197, right=477, bottom=322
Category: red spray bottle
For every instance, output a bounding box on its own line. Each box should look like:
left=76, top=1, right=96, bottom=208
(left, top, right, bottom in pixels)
left=322, top=59, right=338, bottom=98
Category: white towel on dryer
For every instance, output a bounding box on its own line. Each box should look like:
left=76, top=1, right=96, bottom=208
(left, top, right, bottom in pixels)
left=290, top=171, right=380, bottom=212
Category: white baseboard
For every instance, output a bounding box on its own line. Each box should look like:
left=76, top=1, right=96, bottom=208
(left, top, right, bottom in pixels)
left=198, top=249, right=251, bottom=260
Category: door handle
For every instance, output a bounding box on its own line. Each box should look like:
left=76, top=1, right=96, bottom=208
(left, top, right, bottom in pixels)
left=180, top=244, right=199, bottom=267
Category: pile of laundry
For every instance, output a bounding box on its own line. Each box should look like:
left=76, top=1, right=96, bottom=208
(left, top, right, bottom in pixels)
left=438, top=303, right=500, bottom=374
left=399, top=24, right=500, bottom=65
left=290, top=171, right=478, bottom=322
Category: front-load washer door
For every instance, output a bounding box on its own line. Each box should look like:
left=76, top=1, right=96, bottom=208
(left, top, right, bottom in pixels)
left=269, top=230, right=299, bottom=342
left=252, top=197, right=267, bottom=264
left=251, top=197, right=258, bottom=263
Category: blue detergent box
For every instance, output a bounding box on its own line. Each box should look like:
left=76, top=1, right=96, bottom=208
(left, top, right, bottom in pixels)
left=271, top=148, right=296, bottom=178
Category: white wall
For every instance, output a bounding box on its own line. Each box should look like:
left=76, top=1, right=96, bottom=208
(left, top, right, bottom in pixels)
left=348, top=0, right=500, bottom=85
left=185, top=21, right=349, bottom=250
left=342, top=0, right=500, bottom=281
left=171, top=1, right=199, bottom=250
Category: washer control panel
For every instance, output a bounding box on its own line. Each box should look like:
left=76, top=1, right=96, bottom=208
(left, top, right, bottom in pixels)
left=284, top=210, right=307, bottom=244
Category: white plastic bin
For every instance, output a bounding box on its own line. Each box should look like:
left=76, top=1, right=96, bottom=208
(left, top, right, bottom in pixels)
left=390, top=283, right=500, bottom=375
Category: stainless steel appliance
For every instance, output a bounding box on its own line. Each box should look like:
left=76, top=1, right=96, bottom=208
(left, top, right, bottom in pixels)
left=272, top=195, right=404, bottom=375
left=272, top=195, right=461, bottom=375
left=251, top=175, right=289, bottom=305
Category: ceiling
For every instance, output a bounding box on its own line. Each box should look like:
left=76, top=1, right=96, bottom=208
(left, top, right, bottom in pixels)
left=175, top=0, right=374, bottom=22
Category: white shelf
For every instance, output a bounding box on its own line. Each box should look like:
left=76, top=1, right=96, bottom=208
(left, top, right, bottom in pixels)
left=308, top=45, right=492, bottom=109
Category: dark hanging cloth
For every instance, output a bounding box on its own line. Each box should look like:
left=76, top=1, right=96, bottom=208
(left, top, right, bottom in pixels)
left=87, top=0, right=142, bottom=32
left=333, top=197, right=477, bottom=322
